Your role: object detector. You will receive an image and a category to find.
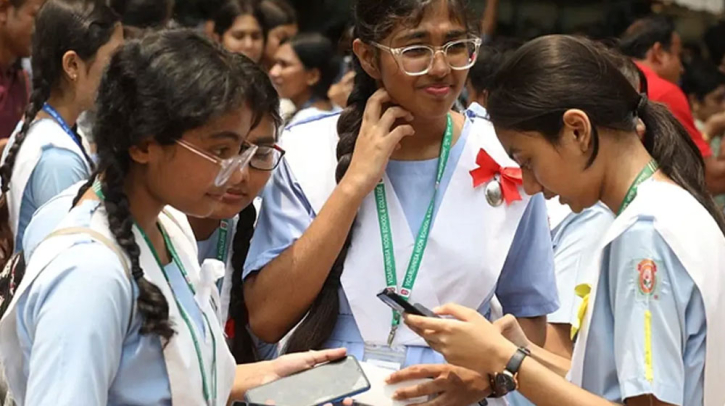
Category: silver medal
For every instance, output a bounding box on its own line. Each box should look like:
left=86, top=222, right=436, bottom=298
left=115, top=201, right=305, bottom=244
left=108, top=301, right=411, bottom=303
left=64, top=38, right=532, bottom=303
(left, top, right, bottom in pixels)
left=484, top=179, right=504, bottom=207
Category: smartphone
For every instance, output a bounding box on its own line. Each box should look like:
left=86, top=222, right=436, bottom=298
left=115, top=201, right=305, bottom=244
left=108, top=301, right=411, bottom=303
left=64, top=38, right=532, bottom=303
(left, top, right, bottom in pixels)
left=376, top=289, right=440, bottom=318
left=243, top=356, right=370, bottom=406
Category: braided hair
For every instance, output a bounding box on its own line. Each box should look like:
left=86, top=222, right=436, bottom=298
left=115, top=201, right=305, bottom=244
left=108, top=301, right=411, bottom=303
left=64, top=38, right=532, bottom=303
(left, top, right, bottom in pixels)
left=227, top=65, right=282, bottom=364
left=284, top=0, right=472, bottom=353
left=76, top=29, right=271, bottom=341
left=0, top=0, right=118, bottom=261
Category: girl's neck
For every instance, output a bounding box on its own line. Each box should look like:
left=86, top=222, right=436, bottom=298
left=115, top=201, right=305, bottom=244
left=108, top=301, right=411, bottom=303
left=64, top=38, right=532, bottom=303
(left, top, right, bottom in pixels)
left=42, top=90, right=81, bottom=128
left=124, top=171, right=166, bottom=239
left=291, top=90, right=315, bottom=110
left=311, top=99, right=334, bottom=112
left=599, top=136, right=657, bottom=214
left=0, top=45, right=18, bottom=72
left=187, top=216, right=222, bottom=241
left=390, top=111, right=461, bottom=161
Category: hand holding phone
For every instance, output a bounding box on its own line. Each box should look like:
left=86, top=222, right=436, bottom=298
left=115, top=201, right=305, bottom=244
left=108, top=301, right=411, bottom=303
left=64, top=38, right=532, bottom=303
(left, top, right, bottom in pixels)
left=377, top=289, right=440, bottom=318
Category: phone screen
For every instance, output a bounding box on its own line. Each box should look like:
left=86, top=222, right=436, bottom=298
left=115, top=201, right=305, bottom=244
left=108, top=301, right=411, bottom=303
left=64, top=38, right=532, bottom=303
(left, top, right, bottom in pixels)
left=244, top=356, right=370, bottom=406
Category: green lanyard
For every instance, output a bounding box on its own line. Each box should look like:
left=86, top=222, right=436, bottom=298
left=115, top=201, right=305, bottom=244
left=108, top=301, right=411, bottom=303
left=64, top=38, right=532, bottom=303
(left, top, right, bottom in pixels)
left=93, top=181, right=218, bottom=405
left=216, top=220, right=230, bottom=263
left=374, top=114, right=454, bottom=346
left=617, top=159, right=659, bottom=216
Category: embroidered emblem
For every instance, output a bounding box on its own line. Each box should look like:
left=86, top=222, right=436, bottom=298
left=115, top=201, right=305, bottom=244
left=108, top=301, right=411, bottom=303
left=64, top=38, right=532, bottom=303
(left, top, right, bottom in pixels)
left=637, top=259, right=658, bottom=296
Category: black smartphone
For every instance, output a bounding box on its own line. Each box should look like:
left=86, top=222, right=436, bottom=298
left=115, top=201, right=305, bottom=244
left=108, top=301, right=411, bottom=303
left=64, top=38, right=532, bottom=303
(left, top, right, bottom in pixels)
left=243, top=356, right=370, bottom=406
left=376, top=289, right=440, bottom=318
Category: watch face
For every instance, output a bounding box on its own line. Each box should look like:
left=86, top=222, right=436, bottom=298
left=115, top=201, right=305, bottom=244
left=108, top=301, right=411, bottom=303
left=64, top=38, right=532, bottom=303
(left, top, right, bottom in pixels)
left=494, top=373, right=516, bottom=394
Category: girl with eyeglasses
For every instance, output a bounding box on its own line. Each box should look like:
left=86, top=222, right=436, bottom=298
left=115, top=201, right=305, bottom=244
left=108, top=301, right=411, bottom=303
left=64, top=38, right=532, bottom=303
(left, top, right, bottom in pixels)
left=187, top=73, right=287, bottom=364
left=243, top=0, right=558, bottom=404
left=0, top=29, right=346, bottom=405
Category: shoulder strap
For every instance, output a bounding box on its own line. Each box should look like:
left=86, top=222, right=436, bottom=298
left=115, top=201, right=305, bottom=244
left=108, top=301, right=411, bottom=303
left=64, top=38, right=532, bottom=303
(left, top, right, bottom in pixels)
left=42, top=227, right=135, bottom=332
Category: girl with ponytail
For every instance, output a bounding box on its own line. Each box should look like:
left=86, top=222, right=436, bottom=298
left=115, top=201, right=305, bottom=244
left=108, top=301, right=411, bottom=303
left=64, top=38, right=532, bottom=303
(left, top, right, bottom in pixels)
left=0, top=0, right=122, bottom=259
left=244, top=0, right=558, bottom=403
left=402, top=35, right=725, bottom=406
left=0, top=29, right=346, bottom=405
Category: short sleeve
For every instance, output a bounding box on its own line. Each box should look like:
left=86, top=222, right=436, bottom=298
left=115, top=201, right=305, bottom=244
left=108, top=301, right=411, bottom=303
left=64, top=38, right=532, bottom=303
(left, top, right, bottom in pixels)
left=608, top=221, right=694, bottom=405
left=496, top=194, right=559, bottom=317
left=548, top=206, right=614, bottom=325
left=243, top=158, right=315, bottom=278
left=29, top=147, right=88, bottom=208
left=17, top=242, right=133, bottom=405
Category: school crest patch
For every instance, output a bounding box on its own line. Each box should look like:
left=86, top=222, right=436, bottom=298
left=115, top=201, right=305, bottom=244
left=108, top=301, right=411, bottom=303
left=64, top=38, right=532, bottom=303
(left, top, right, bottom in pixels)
left=637, top=259, right=658, bottom=296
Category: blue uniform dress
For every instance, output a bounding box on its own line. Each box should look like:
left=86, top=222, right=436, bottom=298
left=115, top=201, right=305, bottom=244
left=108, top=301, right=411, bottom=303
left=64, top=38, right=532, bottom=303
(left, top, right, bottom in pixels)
left=244, top=116, right=559, bottom=367
left=1, top=120, right=90, bottom=252
left=22, top=183, right=81, bottom=263
left=11, top=200, right=209, bottom=405
left=196, top=219, right=278, bottom=360
left=581, top=219, right=706, bottom=405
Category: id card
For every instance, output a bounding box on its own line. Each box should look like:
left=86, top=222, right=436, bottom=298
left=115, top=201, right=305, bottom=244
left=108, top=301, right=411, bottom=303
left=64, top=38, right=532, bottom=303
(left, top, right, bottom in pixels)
left=363, top=343, right=407, bottom=371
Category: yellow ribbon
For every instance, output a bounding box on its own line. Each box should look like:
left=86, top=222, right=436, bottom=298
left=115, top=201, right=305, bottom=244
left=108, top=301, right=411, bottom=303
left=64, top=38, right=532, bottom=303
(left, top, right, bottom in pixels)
left=571, top=283, right=591, bottom=340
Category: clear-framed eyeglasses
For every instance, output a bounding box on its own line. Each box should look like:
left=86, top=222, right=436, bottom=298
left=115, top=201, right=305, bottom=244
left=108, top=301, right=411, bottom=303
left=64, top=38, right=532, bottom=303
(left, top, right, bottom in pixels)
left=176, top=139, right=258, bottom=187
left=370, top=37, right=482, bottom=77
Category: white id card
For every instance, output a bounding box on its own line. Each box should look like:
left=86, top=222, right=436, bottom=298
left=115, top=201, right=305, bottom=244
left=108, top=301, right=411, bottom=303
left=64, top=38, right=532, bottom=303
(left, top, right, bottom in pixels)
left=363, top=343, right=407, bottom=371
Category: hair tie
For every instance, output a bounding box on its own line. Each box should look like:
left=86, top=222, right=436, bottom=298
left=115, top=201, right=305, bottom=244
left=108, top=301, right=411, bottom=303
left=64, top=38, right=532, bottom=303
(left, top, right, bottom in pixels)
left=636, top=94, right=648, bottom=115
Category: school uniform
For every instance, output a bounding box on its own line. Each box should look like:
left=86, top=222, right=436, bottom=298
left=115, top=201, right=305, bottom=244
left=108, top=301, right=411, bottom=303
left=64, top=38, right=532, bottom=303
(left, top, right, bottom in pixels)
left=196, top=216, right=277, bottom=360
left=547, top=201, right=614, bottom=326
left=0, top=111, right=92, bottom=252
left=569, top=180, right=725, bottom=405
left=244, top=104, right=558, bottom=375
left=0, top=199, right=235, bottom=405
left=284, top=106, right=342, bottom=131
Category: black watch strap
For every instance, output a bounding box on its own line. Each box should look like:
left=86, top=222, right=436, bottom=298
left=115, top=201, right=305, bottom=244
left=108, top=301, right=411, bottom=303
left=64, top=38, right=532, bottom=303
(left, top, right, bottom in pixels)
left=505, top=347, right=531, bottom=375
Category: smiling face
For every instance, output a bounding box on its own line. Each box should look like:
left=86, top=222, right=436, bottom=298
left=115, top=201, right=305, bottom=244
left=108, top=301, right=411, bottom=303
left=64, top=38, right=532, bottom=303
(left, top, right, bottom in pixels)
left=0, top=0, right=44, bottom=60
left=269, top=42, right=313, bottom=102
left=495, top=110, right=605, bottom=213
left=356, top=1, right=470, bottom=120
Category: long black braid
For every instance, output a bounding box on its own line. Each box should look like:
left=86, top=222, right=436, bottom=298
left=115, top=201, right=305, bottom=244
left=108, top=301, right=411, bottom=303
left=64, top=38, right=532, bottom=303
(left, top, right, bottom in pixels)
left=283, top=0, right=473, bottom=353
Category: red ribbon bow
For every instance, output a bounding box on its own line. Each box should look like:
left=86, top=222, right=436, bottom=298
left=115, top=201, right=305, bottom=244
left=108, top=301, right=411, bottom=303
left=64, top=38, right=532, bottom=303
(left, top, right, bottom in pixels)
left=469, top=148, right=523, bottom=205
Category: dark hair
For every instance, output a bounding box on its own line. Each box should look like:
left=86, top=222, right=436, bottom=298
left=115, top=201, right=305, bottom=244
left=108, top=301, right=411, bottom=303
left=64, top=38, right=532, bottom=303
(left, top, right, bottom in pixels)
left=259, top=0, right=296, bottom=30
left=620, top=15, right=677, bottom=60
left=284, top=0, right=473, bottom=353
left=681, top=58, right=725, bottom=101
left=487, top=35, right=725, bottom=234
left=213, top=0, right=267, bottom=41
left=227, top=65, right=281, bottom=363
left=704, top=22, right=725, bottom=67
left=468, top=39, right=521, bottom=96
left=285, top=33, right=340, bottom=101
left=73, top=29, right=271, bottom=342
left=109, top=0, right=173, bottom=29
left=0, top=0, right=118, bottom=261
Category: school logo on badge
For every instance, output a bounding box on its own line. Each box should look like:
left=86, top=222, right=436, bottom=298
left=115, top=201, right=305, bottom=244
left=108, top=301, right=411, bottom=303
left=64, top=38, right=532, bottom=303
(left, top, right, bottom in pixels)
left=637, top=259, right=658, bottom=296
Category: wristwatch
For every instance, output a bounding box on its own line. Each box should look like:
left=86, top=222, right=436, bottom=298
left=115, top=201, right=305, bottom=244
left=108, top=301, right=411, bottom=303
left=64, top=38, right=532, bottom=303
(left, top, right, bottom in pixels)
left=488, top=347, right=530, bottom=398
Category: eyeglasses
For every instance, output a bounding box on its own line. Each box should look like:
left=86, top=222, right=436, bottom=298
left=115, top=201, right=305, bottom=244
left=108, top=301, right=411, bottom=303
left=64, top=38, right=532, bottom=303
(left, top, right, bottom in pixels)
left=249, top=143, right=285, bottom=171
left=371, top=38, right=482, bottom=77
left=176, top=139, right=258, bottom=187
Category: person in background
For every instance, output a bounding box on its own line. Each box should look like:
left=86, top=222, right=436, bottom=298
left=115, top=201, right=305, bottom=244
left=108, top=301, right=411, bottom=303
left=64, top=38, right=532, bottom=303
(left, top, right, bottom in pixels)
left=211, top=0, right=266, bottom=64
left=187, top=70, right=285, bottom=364
left=620, top=15, right=725, bottom=196
left=0, top=0, right=44, bottom=145
left=259, top=0, right=297, bottom=72
left=269, top=33, right=341, bottom=126
left=0, top=0, right=122, bottom=258
left=682, top=58, right=725, bottom=209
left=465, top=40, right=521, bottom=108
